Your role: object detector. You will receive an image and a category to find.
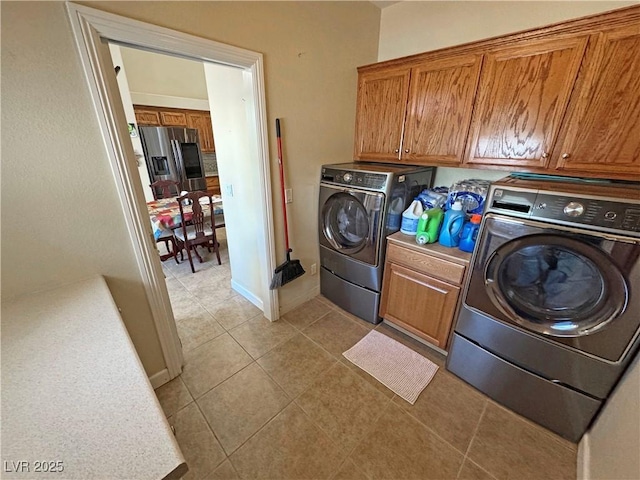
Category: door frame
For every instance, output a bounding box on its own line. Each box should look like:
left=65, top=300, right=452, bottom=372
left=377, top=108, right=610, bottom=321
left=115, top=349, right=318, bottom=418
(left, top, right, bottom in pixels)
left=66, top=2, right=279, bottom=380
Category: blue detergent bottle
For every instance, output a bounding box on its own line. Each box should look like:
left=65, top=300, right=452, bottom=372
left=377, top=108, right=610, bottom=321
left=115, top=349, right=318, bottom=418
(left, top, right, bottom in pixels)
left=438, top=201, right=465, bottom=247
left=459, top=214, right=482, bottom=252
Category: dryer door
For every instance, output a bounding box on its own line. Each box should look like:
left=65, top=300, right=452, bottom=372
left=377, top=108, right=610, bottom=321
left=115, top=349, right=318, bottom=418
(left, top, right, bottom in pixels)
left=463, top=214, right=640, bottom=361
left=485, top=234, right=628, bottom=337
left=319, top=184, right=384, bottom=266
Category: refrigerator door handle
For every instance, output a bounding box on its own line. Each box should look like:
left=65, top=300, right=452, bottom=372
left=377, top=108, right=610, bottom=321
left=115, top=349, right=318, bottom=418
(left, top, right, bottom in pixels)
left=170, top=139, right=186, bottom=187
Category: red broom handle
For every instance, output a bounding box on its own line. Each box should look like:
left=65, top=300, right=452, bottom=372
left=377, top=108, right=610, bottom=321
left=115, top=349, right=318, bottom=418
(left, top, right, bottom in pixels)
left=276, top=119, right=291, bottom=252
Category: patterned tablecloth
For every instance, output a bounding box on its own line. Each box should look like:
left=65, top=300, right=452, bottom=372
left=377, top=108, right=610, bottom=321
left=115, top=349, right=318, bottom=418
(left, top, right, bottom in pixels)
left=147, top=196, right=223, bottom=240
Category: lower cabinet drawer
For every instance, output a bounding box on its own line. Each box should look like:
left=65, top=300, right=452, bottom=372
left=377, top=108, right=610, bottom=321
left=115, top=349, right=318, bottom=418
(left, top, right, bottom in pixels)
left=386, top=242, right=465, bottom=285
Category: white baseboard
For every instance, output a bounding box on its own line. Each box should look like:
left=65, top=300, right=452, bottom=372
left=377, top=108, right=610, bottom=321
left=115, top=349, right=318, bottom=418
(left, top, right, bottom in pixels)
left=231, top=280, right=264, bottom=311
left=578, top=433, right=590, bottom=480
left=149, top=368, right=171, bottom=389
left=278, top=284, right=321, bottom=316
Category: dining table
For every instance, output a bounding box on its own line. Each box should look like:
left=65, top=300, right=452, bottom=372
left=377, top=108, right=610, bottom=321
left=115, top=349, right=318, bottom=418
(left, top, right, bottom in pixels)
left=147, top=195, right=224, bottom=262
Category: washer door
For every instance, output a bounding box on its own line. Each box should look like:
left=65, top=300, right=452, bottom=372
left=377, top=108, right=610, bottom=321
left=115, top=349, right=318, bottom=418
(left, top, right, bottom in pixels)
left=319, top=185, right=384, bottom=266
left=485, top=235, right=629, bottom=337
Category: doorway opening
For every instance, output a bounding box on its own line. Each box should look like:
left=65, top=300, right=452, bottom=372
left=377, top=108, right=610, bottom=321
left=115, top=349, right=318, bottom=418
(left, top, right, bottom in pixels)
left=67, top=3, right=278, bottom=385
left=110, top=43, right=267, bottom=357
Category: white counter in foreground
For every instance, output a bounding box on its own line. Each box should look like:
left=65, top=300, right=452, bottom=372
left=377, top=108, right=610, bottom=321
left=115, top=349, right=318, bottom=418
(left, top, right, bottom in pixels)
left=1, top=276, right=187, bottom=479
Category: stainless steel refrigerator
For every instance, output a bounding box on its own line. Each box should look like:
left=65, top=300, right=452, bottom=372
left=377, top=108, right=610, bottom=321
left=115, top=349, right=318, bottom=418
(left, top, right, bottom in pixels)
left=139, top=126, right=207, bottom=198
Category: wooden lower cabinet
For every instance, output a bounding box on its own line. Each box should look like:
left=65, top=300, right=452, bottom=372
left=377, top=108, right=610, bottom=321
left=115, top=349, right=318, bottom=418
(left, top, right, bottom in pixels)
left=379, top=239, right=470, bottom=351
left=205, top=176, right=220, bottom=195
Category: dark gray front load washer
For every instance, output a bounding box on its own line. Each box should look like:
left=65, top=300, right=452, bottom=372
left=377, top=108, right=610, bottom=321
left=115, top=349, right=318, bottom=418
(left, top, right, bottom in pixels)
left=446, top=174, right=640, bottom=442
left=318, top=162, right=433, bottom=324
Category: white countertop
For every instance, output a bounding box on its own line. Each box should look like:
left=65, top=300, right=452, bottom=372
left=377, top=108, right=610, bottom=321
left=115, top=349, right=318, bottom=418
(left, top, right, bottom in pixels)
left=1, top=276, right=187, bottom=479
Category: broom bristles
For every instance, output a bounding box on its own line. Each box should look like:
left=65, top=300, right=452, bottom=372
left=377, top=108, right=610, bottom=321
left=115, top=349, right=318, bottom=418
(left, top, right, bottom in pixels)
left=270, top=251, right=305, bottom=289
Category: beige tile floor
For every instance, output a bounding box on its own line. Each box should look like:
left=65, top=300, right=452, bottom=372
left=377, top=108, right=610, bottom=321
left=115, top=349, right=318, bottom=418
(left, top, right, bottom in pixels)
left=156, top=231, right=577, bottom=480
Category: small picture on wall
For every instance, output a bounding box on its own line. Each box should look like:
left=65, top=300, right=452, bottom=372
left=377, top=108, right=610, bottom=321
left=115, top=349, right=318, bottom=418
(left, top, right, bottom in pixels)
left=128, top=123, right=138, bottom=138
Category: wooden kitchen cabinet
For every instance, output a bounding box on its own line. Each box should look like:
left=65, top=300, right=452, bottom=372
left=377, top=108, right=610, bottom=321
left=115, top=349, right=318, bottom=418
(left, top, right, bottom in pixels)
left=379, top=236, right=471, bottom=351
left=354, top=54, right=481, bottom=165
left=464, top=36, right=588, bottom=169
left=551, top=24, right=640, bottom=178
left=205, top=175, right=220, bottom=195
left=354, top=67, right=410, bottom=162
left=353, top=5, right=640, bottom=180
left=134, top=105, right=216, bottom=153
left=159, top=110, right=188, bottom=126
left=403, top=54, right=482, bottom=165
left=187, top=111, right=216, bottom=153
left=134, top=109, right=161, bottom=126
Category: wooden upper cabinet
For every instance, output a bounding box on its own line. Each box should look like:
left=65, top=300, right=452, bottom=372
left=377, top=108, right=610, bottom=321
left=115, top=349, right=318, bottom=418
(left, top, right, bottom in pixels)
left=187, top=111, right=215, bottom=153
left=552, top=24, right=640, bottom=179
left=354, top=67, right=410, bottom=161
left=464, top=36, right=588, bottom=169
left=134, top=109, right=161, bottom=126
left=403, top=54, right=482, bottom=165
left=159, top=111, right=188, bottom=127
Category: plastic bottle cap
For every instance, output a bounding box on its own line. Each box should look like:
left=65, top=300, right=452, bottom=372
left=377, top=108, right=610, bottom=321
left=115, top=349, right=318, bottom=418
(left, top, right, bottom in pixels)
left=452, top=201, right=463, bottom=211
left=471, top=214, right=482, bottom=223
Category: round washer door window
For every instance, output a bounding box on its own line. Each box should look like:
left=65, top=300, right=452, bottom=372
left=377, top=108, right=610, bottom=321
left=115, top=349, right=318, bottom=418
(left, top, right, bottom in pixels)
left=485, top=235, right=628, bottom=337
left=322, top=192, right=370, bottom=254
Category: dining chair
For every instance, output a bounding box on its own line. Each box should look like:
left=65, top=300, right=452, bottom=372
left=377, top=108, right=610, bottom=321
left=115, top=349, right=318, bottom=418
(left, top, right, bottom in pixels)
left=150, top=180, right=182, bottom=263
left=175, top=191, right=222, bottom=273
left=150, top=180, right=180, bottom=200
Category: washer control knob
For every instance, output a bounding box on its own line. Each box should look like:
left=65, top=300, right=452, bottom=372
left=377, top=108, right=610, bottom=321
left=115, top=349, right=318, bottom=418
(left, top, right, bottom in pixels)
left=563, top=202, right=584, bottom=217
left=604, top=211, right=617, bottom=220
left=342, top=173, right=353, bottom=183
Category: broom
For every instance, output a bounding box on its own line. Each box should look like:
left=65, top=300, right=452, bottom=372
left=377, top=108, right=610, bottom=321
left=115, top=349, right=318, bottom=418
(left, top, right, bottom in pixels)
left=270, top=118, right=305, bottom=289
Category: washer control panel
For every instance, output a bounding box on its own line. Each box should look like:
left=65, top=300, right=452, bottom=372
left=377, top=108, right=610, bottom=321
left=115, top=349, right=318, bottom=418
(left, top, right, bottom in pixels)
left=321, top=167, right=388, bottom=190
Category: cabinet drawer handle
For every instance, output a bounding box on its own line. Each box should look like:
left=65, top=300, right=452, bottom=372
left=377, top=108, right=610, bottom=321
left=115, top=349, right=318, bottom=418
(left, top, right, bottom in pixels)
left=562, top=153, right=571, bottom=159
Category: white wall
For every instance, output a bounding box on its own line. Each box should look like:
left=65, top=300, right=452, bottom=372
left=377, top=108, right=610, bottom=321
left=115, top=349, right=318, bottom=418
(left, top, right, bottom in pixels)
left=120, top=46, right=209, bottom=101
left=2, top=3, right=165, bottom=376
left=119, top=46, right=211, bottom=111
left=204, top=64, right=267, bottom=311
left=580, top=355, right=640, bottom=480
left=378, top=1, right=638, bottom=187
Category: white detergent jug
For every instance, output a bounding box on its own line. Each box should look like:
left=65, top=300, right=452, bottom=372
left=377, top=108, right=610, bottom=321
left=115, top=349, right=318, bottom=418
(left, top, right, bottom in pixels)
left=400, top=200, right=423, bottom=235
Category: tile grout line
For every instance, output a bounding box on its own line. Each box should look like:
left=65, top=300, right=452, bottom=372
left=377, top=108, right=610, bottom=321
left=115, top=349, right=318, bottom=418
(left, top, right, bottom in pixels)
left=295, top=381, right=396, bottom=480
left=455, top=399, right=490, bottom=480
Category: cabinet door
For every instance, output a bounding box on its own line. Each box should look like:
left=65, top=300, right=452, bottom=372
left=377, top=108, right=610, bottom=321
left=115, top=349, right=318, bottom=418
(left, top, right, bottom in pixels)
left=135, top=109, right=161, bottom=126
left=553, top=25, right=640, bottom=179
left=159, top=111, right=188, bottom=127
left=354, top=67, right=411, bottom=162
left=205, top=176, right=220, bottom=195
left=380, top=262, right=460, bottom=349
left=465, top=36, right=588, bottom=169
left=403, top=54, right=482, bottom=165
left=187, top=112, right=215, bottom=153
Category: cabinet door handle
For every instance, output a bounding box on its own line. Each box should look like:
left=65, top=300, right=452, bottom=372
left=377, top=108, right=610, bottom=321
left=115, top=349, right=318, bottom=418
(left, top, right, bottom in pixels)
left=404, top=149, right=410, bottom=153
left=394, top=149, right=400, bottom=154
left=562, top=153, right=571, bottom=159
left=541, top=152, right=548, bottom=159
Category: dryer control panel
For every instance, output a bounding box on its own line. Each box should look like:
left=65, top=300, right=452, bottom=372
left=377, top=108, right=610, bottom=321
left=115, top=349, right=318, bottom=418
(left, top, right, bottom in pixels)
left=487, top=185, right=640, bottom=236
left=533, top=194, right=640, bottom=234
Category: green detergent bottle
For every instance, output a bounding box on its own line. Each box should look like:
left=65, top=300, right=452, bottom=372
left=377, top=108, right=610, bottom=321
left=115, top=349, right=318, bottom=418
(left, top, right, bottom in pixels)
left=416, top=208, right=444, bottom=245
